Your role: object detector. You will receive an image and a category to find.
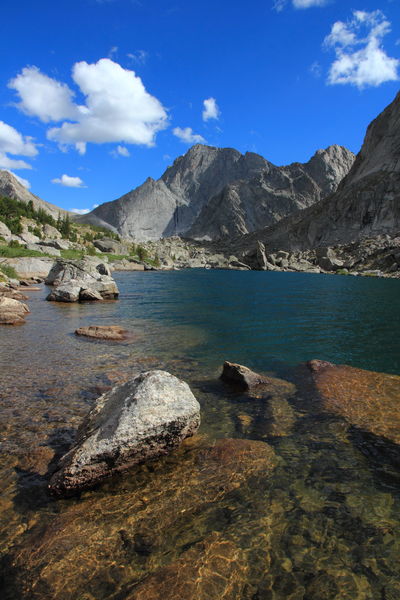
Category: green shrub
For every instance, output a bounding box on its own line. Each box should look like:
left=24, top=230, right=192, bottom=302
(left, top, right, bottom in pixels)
left=136, top=245, right=148, bottom=261
left=0, top=197, right=56, bottom=232
left=8, top=240, right=22, bottom=248
left=0, top=264, right=18, bottom=279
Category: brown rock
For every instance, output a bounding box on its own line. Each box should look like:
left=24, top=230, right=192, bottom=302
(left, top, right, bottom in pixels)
left=0, top=296, right=30, bottom=325
left=126, top=533, right=248, bottom=600
left=0, top=286, right=28, bottom=301
left=75, top=325, right=129, bottom=341
left=9, top=438, right=276, bottom=600
left=308, top=360, right=400, bottom=444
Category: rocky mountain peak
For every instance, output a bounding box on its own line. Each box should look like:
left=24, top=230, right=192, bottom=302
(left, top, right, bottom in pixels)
left=82, top=141, right=354, bottom=241
left=240, top=91, right=400, bottom=252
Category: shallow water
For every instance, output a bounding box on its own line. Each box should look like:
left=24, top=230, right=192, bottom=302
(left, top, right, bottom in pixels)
left=0, top=270, right=400, bottom=599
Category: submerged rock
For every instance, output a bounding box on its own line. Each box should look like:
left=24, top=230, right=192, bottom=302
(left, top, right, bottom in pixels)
left=0, top=296, right=30, bottom=325
left=49, top=370, right=201, bottom=496
left=308, top=360, right=400, bottom=445
left=45, top=257, right=119, bottom=302
left=75, top=325, right=129, bottom=340
left=126, top=532, right=248, bottom=600
left=10, top=437, right=276, bottom=600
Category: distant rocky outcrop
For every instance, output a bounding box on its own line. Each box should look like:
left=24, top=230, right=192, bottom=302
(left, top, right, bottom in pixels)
left=0, top=170, right=68, bottom=219
left=241, top=92, right=400, bottom=252
left=79, top=144, right=354, bottom=241
left=46, top=257, right=119, bottom=302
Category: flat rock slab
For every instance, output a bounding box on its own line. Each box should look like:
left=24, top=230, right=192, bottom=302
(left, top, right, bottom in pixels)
left=308, top=359, right=400, bottom=445
left=49, top=370, right=201, bottom=496
left=75, top=325, right=129, bottom=341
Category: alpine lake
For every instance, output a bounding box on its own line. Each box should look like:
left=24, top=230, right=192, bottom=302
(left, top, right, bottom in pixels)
left=0, top=269, right=400, bottom=600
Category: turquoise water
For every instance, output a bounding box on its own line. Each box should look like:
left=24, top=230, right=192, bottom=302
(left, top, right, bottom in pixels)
left=1, top=269, right=400, bottom=599
left=112, top=269, right=400, bottom=375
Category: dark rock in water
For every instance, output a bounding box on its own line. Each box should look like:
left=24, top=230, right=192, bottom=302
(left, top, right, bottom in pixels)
left=45, top=257, right=119, bottom=302
left=221, top=361, right=271, bottom=389
left=0, top=296, right=30, bottom=325
left=308, top=359, right=400, bottom=445
left=221, top=361, right=295, bottom=399
left=49, top=370, right=201, bottom=496
left=9, top=437, right=276, bottom=599
left=75, top=325, right=129, bottom=341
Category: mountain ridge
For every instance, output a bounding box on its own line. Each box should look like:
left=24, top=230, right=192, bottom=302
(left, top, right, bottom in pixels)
left=80, top=143, right=355, bottom=241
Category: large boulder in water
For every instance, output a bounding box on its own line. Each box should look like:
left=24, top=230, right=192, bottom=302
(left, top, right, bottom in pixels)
left=49, top=370, right=201, bottom=496
left=45, top=257, right=119, bottom=302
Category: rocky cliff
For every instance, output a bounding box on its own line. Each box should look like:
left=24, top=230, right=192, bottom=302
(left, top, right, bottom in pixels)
left=80, top=144, right=354, bottom=241
left=0, top=170, right=68, bottom=219
left=242, top=92, right=400, bottom=252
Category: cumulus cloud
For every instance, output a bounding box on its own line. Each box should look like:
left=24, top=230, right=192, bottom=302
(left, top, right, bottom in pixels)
left=274, top=0, right=329, bottom=10
left=9, top=67, right=78, bottom=123
left=0, top=121, right=38, bottom=170
left=51, top=174, right=86, bottom=188
left=111, top=145, right=130, bottom=157
left=172, top=127, right=206, bottom=144
left=9, top=58, right=168, bottom=153
left=202, top=97, right=220, bottom=121
left=324, top=10, right=399, bottom=88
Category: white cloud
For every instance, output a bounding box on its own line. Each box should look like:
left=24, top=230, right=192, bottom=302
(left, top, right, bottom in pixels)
left=273, top=0, right=329, bottom=10
left=202, top=97, right=220, bottom=121
left=71, top=203, right=98, bottom=215
left=0, top=121, right=38, bottom=170
left=9, top=59, right=168, bottom=153
left=111, top=145, right=130, bottom=157
left=51, top=174, right=86, bottom=188
left=0, top=154, right=32, bottom=170
left=5, top=170, right=31, bottom=189
left=293, top=0, right=328, bottom=7
left=324, top=10, right=399, bottom=88
left=173, top=127, right=206, bottom=144
left=9, top=67, right=78, bottom=123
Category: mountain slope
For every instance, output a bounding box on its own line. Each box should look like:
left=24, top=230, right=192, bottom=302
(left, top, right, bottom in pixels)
left=241, top=91, right=400, bottom=252
left=0, top=170, right=68, bottom=219
left=188, top=145, right=354, bottom=240
left=80, top=144, right=354, bottom=241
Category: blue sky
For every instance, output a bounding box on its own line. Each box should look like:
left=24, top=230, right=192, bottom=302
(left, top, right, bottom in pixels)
left=0, top=0, right=399, bottom=213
